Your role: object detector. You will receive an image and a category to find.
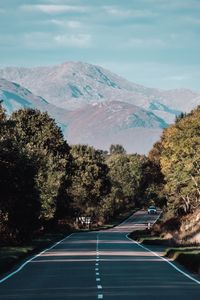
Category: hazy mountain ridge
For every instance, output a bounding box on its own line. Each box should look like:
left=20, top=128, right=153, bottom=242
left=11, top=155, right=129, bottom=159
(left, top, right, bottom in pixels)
left=1, top=61, right=199, bottom=118
left=1, top=61, right=200, bottom=153
left=0, top=78, right=69, bottom=132
left=0, top=77, right=164, bottom=153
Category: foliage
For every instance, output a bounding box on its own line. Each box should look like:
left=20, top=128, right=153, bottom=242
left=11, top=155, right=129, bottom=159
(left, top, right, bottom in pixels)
left=148, top=141, right=163, bottom=166
left=69, top=145, right=110, bottom=220
left=10, top=109, right=71, bottom=221
left=0, top=100, right=172, bottom=243
left=0, top=139, right=41, bottom=240
left=0, top=100, right=6, bottom=123
left=160, top=106, right=200, bottom=218
left=109, top=144, right=126, bottom=155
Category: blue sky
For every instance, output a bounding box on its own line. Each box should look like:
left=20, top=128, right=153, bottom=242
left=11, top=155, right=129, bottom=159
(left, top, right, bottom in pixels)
left=0, top=0, right=200, bottom=90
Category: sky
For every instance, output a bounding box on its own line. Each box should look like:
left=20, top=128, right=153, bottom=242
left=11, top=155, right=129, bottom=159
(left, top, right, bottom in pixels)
left=0, top=0, right=200, bottom=90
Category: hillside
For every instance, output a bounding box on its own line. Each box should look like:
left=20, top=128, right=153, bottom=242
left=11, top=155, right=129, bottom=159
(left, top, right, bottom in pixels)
left=0, top=61, right=200, bottom=153
left=157, top=106, right=200, bottom=244
left=0, top=78, right=69, bottom=132
left=1, top=61, right=199, bottom=123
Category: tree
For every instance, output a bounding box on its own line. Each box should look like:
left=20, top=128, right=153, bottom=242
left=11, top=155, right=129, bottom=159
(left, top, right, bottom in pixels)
left=0, top=139, right=41, bottom=240
left=69, top=145, right=110, bottom=220
left=104, top=154, right=139, bottom=220
left=160, top=106, right=200, bottom=219
left=109, top=144, right=126, bottom=155
left=0, top=100, right=6, bottom=123
left=148, top=141, right=163, bottom=166
left=9, top=109, right=71, bottom=222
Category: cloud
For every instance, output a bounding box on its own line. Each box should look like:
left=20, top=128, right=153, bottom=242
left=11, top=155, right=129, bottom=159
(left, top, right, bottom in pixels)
left=54, top=33, right=91, bottom=47
left=23, top=32, right=91, bottom=49
left=125, top=38, right=166, bottom=48
left=184, top=17, right=200, bottom=25
left=164, top=75, right=189, bottom=81
left=98, top=61, right=199, bottom=90
left=50, top=19, right=82, bottom=29
left=141, top=0, right=200, bottom=9
left=103, top=6, right=156, bottom=19
left=0, top=34, right=20, bottom=46
left=21, top=4, right=89, bottom=14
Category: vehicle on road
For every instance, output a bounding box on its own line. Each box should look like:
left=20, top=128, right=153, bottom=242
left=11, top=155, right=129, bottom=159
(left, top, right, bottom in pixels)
left=147, top=205, right=157, bottom=214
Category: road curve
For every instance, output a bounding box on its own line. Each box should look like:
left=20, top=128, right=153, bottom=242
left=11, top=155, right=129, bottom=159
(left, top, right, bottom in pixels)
left=0, top=210, right=200, bottom=299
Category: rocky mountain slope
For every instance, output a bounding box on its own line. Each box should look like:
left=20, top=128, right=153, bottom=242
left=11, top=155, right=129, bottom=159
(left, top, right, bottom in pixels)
left=0, top=78, right=164, bottom=153
left=0, top=61, right=200, bottom=153
left=0, top=78, right=69, bottom=132
left=1, top=62, right=200, bottom=121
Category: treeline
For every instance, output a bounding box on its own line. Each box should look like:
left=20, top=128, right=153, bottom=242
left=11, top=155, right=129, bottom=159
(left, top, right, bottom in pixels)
left=149, top=106, right=200, bottom=233
left=0, top=104, right=162, bottom=243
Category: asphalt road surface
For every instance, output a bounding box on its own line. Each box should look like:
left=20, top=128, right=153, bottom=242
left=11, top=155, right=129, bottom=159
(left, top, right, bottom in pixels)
left=0, top=210, right=200, bottom=299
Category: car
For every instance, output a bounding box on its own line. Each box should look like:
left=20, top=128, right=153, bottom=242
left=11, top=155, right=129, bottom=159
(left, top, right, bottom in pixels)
left=147, top=205, right=157, bottom=214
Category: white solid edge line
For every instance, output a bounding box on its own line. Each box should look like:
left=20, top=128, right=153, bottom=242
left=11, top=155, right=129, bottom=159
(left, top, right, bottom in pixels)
left=126, top=234, right=200, bottom=285
left=0, top=233, right=74, bottom=284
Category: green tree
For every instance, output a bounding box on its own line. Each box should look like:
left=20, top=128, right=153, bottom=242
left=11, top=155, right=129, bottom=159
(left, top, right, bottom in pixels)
left=160, top=106, right=200, bottom=219
left=10, top=109, right=71, bottom=222
left=69, top=145, right=110, bottom=220
left=109, top=144, right=126, bottom=155
left=104, top=154, right=139, bottom=220
left=0, top=139, right=41, bottom=241
left=148, top=141, right=163, bottom=166
left=0, top=100, right=6, bottom=123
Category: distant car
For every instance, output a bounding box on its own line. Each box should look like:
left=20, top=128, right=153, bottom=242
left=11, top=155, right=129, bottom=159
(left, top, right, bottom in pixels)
left=147, top=206, right=157, bottom=214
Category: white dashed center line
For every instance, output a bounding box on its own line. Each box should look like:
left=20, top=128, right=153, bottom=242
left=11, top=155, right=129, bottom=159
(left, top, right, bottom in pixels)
left=97, top=285, right=102, bottom=289
left=96, top=278, right=101, bottom=282
left=96, top=234, right=104, bottom=299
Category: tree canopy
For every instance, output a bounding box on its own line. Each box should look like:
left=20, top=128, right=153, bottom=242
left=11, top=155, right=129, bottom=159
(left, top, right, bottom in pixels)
left=160, top=106, right=200, bottom=219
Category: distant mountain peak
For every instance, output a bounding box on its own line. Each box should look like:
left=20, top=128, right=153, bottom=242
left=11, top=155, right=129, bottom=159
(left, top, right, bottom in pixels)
left=0, top=61, right=200, bottom=153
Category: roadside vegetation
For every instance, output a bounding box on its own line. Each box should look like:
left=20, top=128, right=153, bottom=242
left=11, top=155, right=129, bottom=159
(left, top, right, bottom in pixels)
left=165, top=248, right=200, bottom=275
left=130, top=106, right=200, bottom=275
left=149, top=106, right=200, bottom=245
left=1, top=102, right=199, bottom=276
left=0, top=102, right=162, bottom=246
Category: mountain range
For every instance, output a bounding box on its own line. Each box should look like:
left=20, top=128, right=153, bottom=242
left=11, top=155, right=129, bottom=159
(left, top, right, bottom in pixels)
left=0, top=62, right=200, bottom=153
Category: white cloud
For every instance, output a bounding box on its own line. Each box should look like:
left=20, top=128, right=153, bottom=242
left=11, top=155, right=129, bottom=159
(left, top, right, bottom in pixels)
left=98, top=61, right=200, bottom=90
left=23, top=31, right=91, bottom=49
left=103, top=6, right=156, bottom=18
left=141, top=0, right=200, bottom=9
left=21, top=4, right=89, bottom=14
left=126, top=38, right=166, bottom=48
left=54, top=33, right=91, bottom=47
left=65, top=20, right=82, bottom=29
left=51, top=19, right=82, bottom=29
left=164, top=75, right=189, bottom=81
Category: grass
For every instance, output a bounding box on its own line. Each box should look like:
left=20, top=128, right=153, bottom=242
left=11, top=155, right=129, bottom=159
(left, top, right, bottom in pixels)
left=0, top=233, right=68, bottom=277
left=129, top=229, right=174, bottom=246
left=164, top=247, right=200, bottom=275
left=129, top=229, right=200, bottom=275
left=0, top=209, right=137, bottom=277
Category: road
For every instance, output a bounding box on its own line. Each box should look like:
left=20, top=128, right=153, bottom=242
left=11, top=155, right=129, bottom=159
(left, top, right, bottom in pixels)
left=0, top=210, right=200, bottom=299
